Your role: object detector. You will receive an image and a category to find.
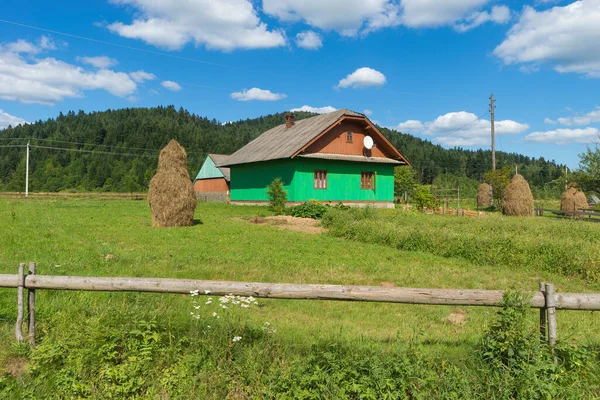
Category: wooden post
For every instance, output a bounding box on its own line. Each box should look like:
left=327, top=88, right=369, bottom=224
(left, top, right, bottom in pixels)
left=16, top=263, right=25, bottom=342
left=545, top=283, right=557, bottom=346
left=539, top=282, right=546, bottom=343
left=28, top=262, right=36, bottom=346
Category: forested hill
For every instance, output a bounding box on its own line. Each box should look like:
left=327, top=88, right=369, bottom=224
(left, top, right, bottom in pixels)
left=0, top=106, right=564, bottom=193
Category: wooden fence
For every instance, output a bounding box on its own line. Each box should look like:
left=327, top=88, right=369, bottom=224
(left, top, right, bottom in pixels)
left=4, top=263, right=600, bottom=347
left=536, top=206, right=600, bottom=222
left=0, top=192, right=147, bottom=200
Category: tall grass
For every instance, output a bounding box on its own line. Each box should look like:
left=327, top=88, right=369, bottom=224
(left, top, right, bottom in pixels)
left=323, top=208, right=600, bottom=282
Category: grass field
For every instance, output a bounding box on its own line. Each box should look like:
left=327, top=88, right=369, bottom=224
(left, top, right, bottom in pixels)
left=1, top=198, right=599, bottom=398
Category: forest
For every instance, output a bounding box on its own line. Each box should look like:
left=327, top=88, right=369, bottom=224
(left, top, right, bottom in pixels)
left=0, top=106, right=566, bottom=196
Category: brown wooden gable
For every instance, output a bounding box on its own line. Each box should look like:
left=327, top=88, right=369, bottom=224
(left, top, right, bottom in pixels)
left=294, top=115, right=409, bottom=164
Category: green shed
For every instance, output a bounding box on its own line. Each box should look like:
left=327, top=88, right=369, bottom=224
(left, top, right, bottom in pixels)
left=221, top=109, right=409, bottom=208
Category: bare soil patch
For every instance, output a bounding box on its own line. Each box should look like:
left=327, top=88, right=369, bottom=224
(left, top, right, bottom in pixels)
left=442, top=309, right=468, bottom=326
left=6, top=357, right=28, bottom=377
left=241, top=216, right=324, bottom=234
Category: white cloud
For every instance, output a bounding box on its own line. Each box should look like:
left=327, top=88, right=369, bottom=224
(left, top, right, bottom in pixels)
left=454, top=5, right=511, bottom=32
left=396, top=119, right=424, bottom=131
left=395, top=111, right=529, bottom=146
left=264, top=0, right=506, bottom=35
left=130, top=70, right=157, bottom=83
left=524, top=127, right=599, bottom=144
left=494, top=1, right=600, bottom=78
left=290, top=105, right=336, bottom=113
left=336, top=67, right=386, bottom=89
left=556, top=107, right=600, bottom=126
left=161, top=80, right=182, bottom=91
left=363, top=109, right=373, bottom=115
left=544, top=117, right=557, bottom=124
left=77, top=56, right=118, bottom=69
left=0, top=109, right=27, bottom=129
left=230, top=87, right=287, bottom=101
left=2, top=36, right=57, bottom=54
left=0, top=38, right=137, bottom=105
left=295, top=31, right=322, bottom=50
left=107, top=0, right=286, bottom=51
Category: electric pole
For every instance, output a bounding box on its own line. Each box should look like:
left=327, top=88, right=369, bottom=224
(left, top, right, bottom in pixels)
left=25, top=140, right=30, bottom=197
left=489, top=94, right=496, bottom=171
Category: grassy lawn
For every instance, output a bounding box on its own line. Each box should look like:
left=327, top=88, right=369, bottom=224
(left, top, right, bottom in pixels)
left=1, top=198, right=599, bottom=397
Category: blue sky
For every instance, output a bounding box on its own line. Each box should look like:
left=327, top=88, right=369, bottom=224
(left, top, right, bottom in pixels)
left=1, top=0, right=599, bottom=168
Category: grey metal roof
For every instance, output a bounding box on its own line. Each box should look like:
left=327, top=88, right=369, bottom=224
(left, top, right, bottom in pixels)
left=222, top=109, right=364, bottom=166
left=209, top=154, right=231, bottom=181
left=298, top=153, right=405, bottom=165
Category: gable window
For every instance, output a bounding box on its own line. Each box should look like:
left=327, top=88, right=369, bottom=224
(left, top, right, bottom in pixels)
left=361, top=171, right=375, bottom=190
left=346, top=131, right=353, bottom=143
left=314, top=170, right=328, bottom=189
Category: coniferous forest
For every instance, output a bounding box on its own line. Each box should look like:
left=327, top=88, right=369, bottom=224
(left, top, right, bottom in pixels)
left=0, top=106, right=565, bottom=195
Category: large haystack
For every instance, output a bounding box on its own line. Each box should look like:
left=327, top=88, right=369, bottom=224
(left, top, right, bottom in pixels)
left=476, top=183, right=492, bottom=208
left=148, top=140, right=197, bottom=227
left=560, top=187, right=588, bottom=216
left=502, top=174, right=534, bottom=217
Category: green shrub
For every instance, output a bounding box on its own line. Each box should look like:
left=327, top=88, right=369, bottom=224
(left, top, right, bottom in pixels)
left=266, top=178, right=287, bottom=215
left=288, top=201, right=329, bottom=219
left=413, top=185, right=436, bottom=209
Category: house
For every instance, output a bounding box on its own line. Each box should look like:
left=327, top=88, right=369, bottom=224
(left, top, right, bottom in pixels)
left=221, top=109, right=409, bottom=208
left=193, top=154, right=230, bottom=201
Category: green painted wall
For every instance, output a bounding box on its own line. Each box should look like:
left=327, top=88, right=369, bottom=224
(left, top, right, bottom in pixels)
left=230, top=158, right=394, bottom=202
left=194, top=156, right=224, bottom=182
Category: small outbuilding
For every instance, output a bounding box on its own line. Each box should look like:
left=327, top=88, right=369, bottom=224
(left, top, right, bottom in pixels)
left=193, top=154, right=230, bottom=201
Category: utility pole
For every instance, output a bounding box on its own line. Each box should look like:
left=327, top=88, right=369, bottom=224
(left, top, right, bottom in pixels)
left=25, top=140, right=30, bottom=197
left=489, top=94, right=496, bottom=171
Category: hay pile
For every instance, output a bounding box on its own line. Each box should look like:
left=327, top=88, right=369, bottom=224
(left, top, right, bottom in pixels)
left=502, top=174, right=534, bottom=216
left=476, top=183, right=492, bottom=207
left=560, top=187, right=588, bottom=216
left=148, top=139, right=197, bottom=227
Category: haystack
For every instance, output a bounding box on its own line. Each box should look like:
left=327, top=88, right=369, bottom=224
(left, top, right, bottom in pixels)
left=560, top=187, right=588, bottom=216
left=476, top=183, right=492, bottom=207
left=148, top=140, right=196, bottom=227
left=502, top=174, right=533, bottom=217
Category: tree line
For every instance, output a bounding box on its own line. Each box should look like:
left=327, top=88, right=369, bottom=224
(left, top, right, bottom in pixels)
left=0, top=106, right=567, bottom=195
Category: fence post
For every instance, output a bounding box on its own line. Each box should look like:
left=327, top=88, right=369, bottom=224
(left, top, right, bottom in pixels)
left=539, top=282, right=546, bottom=343
left=16, top=263, right=25, bottom=342
left=545, top=283, right=557, bottom=347
left=28, top=262, right=37, bottom=346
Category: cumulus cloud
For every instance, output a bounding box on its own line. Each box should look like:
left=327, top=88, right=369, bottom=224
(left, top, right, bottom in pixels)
left=263, top=0, right=507, bottom=36
left=230, top=87, right=287, bottom=101
left=556, top=107, right=600, bottom=126
left=3, top=36, right=57, bottom=54
left=524, top=127, right=599, bottom=144
left=363, top=109, right=373, bottom=116
left=130, top=70, right=157, bottom=83
left=544, top=117, right=557, bottom=124
left=494, top=1, right=600, bottom=78
left=0, top=37, right=137, bottom=105
left=290, top=105, right=336, bottom=113
left=77, top=56, right=118, bottom=69
left=395, top=111, right=529, bottom=146
left=107, top=0, right=286, bottom=51
left=295, top=30, right=323, bottom=50
left=161, top=80, right=182, bottom=91
left=454, top=5, right=511, bottom=32
left=0, top=109, right=27, bottom=129
left=336, top=67, right=386, bottom=89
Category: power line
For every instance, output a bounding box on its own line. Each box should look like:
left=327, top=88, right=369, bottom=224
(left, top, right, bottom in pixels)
left=0, top=19, right=291, bottom=78
left=30, top=144, right=158, bottom=158
left=0, top=144, right=26, bottom=148
left=29, top=137, right=162, bottom=152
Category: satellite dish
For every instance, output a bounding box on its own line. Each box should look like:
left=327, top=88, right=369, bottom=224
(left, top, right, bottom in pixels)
left=363, top=135, right=374, bottom=150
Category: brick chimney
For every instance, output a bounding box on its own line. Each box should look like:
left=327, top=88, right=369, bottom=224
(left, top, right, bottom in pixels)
left=285, top=113, right=295, bottom=128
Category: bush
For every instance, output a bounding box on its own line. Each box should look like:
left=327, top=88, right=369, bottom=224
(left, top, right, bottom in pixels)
left=266, top=178, right=287, bottom=215
left=413, top=185, right=436, bottom=209
left=288, top=201, right=329, bottom=219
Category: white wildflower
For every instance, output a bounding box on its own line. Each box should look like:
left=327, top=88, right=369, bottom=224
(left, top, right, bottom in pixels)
left=232, top=336, right=242, bottom=342
left=212, top=312, right=218, bottom=317
left=205, top=300, right=212, bottom=305
left=205, top=290, right=211, bottom=294
left=241, top=304, right=249, bottom=308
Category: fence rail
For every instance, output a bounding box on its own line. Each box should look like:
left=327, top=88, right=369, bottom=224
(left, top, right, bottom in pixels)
left=536, top=206, right=600, bottom=221
left=4, top=264, right=600, bottom=346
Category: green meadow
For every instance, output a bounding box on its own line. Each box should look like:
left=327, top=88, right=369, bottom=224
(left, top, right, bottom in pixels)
left=0, top=198, right=599, bottom=398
